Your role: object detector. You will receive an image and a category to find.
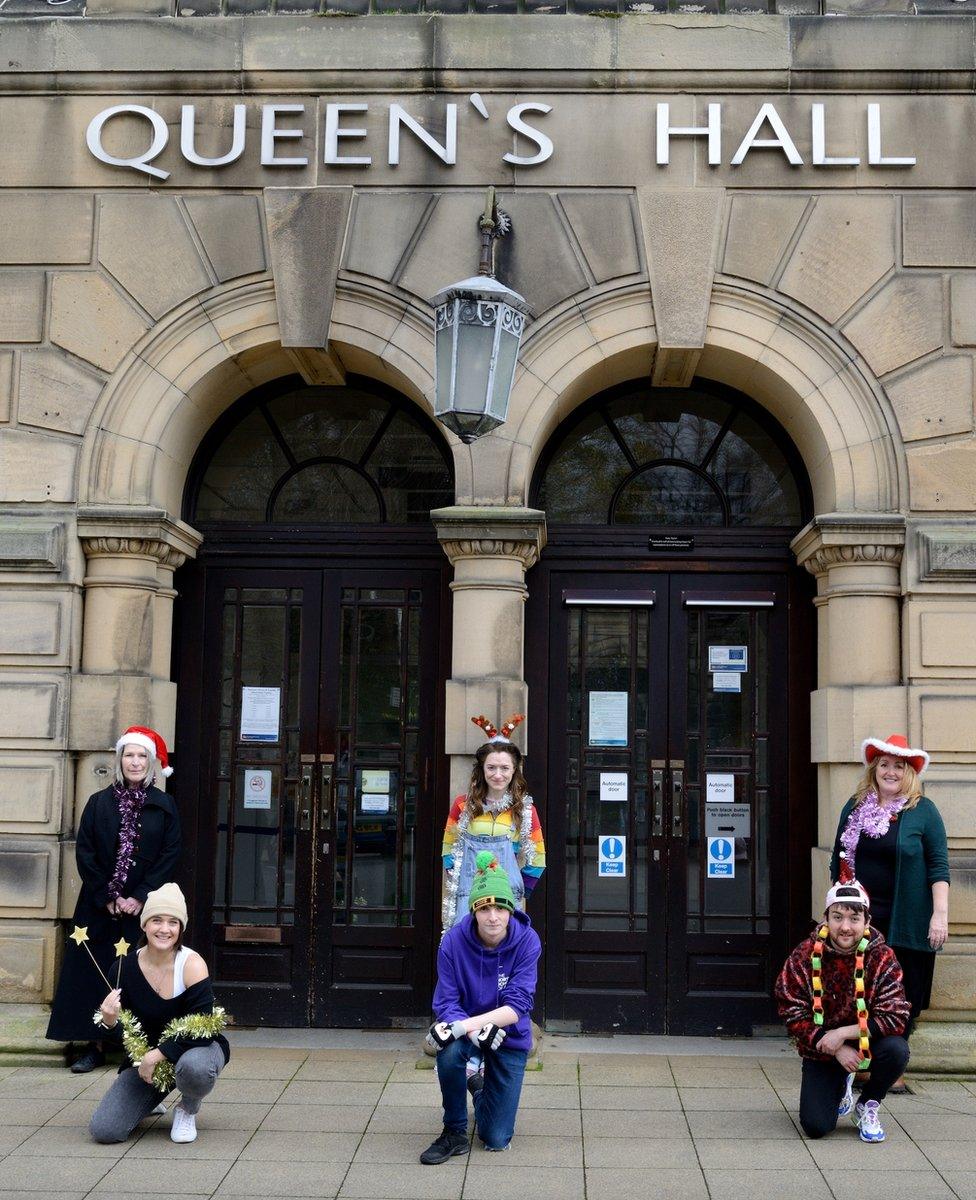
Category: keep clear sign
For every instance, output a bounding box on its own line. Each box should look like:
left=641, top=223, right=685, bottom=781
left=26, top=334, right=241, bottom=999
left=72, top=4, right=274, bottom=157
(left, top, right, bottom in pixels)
left=707, top=837, right=735, bottom=878
left=598, top=835, right=627, bottom=877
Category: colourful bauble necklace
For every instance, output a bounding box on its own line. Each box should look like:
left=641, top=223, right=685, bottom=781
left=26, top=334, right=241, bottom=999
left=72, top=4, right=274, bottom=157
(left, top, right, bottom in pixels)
left=811, top=926, right=872, bottom=1068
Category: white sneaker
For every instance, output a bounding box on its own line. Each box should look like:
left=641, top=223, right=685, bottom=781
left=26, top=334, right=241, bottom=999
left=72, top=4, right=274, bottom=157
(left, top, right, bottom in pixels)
left=855, top=1099, right=886, bottom=1143
left=837, top=1073, right=855, bottom=1118
left=170, top=1104, right=198, bottom=1144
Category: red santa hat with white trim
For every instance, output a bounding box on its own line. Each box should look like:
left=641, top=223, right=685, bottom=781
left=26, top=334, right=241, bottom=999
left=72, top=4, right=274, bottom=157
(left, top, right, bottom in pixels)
left=115, top=726, right=173, bottom=777
left=861, top=732, right=929, bottom=776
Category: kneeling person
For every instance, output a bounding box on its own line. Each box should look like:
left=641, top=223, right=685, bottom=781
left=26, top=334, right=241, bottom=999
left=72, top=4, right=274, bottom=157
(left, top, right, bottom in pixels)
left=775, top=881, right=910, bottom=1143
left=421, top=851, right=541, bottom=1165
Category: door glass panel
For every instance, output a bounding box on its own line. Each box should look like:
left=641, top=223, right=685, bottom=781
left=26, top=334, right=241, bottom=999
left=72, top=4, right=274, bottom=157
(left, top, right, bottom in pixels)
left=333, top=589, right=421, bottom=927
left=212, top=588, right=302, bottom=929
left=685, top=606, right=771, bottom=935
left=564, top=606, right=650, bottom=932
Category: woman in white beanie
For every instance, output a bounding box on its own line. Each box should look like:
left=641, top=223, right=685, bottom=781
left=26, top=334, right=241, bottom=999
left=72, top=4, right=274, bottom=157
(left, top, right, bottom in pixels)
left=89, top=883, right=230, bottom=1146
left=47, top=726, right=182, bottom=1073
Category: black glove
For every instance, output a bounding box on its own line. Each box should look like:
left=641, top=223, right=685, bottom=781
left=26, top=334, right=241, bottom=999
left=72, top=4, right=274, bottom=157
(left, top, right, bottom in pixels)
left=426, top=1020, right=466, bottom=1050
left=475, top=1023, right=507, bottom=1052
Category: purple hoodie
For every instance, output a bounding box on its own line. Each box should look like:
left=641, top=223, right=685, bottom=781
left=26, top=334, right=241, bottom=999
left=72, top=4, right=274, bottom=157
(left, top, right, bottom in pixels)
left=432, top=909, right=541, bottom=1051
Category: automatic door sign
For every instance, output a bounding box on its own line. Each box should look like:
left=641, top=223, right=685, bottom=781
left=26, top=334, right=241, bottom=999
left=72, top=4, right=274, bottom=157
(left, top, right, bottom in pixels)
left=598, top=835, right=627, bottom=877
left=707, top=836, right=735, bottom=879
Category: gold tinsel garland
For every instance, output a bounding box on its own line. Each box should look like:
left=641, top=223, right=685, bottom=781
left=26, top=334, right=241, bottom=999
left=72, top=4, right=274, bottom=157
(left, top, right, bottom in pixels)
left=93, top=1006, right=228, bottom=1093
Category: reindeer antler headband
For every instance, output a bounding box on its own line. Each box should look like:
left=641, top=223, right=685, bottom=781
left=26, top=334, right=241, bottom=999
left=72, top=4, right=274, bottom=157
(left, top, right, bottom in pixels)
left=471, top=713, right=525, bottom=744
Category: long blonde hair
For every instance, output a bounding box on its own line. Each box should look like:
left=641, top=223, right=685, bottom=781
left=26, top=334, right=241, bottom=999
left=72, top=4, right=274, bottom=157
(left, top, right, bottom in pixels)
left=854, top=758, right=923, bottom=810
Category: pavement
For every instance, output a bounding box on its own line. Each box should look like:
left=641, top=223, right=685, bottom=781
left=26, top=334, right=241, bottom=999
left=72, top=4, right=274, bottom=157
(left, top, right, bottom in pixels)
left=1, top=1035, right=975, bottom=1200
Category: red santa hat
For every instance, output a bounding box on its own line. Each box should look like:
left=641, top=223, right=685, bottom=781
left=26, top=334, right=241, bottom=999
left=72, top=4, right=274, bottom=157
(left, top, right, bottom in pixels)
left=861, top=733, right=929, bottom=776
left=115, top=726, right=173, bottom=777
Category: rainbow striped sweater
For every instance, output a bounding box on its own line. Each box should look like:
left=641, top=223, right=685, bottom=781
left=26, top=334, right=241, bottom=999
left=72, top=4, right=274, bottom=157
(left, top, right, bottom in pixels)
left=442, top=796, right=547, bottom=893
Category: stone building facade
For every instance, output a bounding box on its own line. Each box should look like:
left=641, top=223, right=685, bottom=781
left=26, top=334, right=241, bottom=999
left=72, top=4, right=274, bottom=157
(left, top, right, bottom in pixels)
left=0, top=4, right=974, bottom=1067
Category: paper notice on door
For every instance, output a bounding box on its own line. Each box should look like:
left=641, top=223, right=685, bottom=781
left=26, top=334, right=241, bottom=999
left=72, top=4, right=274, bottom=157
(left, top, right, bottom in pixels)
left=240, top=687, right=280, bottom=742
left=243, top=769, right=273, bottom=810
left=600, top=772, right=628, bottom=803
left=708, top=645, right=748, bottom=672
left=711, top=671, right=741, bottom=693
left=362, top=770, right=391, bottom=793
left=361, top=794, right=390, bottom=814
left=588, top=692, right=628, bottom=746
left=706, top=773, right=735, bottom=804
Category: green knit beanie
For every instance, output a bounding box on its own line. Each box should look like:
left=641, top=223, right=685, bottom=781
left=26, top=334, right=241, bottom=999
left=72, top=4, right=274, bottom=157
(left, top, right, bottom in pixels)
left=468, top=850, right=517, bottom=913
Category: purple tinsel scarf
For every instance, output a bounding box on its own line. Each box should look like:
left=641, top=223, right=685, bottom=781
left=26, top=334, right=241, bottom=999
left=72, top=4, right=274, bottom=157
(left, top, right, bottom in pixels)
left=839, top=790, right=907, bottom=878
left=107, top=781, right=148, bottom=900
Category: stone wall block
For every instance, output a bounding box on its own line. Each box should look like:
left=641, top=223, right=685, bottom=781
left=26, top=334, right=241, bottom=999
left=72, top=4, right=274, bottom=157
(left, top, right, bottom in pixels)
left=49, top=272, right=149, bottom=374
left=0, top=195, right=93, bottom=266
left=928, top=948, right=976, bottom=1014
left=0, top=753, right=64, bottom=835
left=0, top=351, right=13, bottom=424
left=885, top=355, right=974, bottom=443
left=722, top=194, right=808, bottom=287
left=0, top=840, right=58, bottom=917
left=183, top=195, right=267, bottom=283
left=0, top=674, right=66, bottom=747
left=18, top=348, right=106, bottom=438
left=0, top=596, right=67, bottom=663
left=0, top=522, right=64, bottom=575
left=778, top=196, right=895, bottom=324
left=907, top=442, right=976, bottom=511
left=558, top=192, right=642, bottom=285
left=98, top=196, right=212, bottom=321
left=0, top=430, right=78, bottom=504
left=918, top=690, right=976, bottom=753
left=0, top=922, right=56, bottom=1004
left=925, top=773, right=976, bottom=839
left=344, top=192, right=436, bottom=283
left=444, top=678, right=529, bottom=758
left=904, top=196, right=976, bottom=268
left=950, top=275, right=976, bottom=348
left=637, top=187, right=724, bottom=350
left=809, top=685, right=907, bottom=764
left=0, top=271, right=45, bottom=343
left=920, top=611, right=976, bottom=669
left=842, top=274, right=944, bottom=378
left=264, top=186, right=353, bottom=348
left=398, top=194, right=497, bottom=305
left=67, top=674, right=176, bottom=754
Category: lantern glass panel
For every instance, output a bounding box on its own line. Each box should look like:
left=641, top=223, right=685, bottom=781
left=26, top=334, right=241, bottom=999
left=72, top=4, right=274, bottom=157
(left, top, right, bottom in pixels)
left=434, top=313, right=456, bottom=417
left=489, top=322, right=519, bottom=421
left=453, top=321, right=494, bottom=415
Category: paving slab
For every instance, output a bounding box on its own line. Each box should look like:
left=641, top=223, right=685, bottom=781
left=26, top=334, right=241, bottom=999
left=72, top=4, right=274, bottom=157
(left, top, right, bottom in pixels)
left=669, top=1064, right=771, bottom=1088
left=123, top=1127, right=255, bottom=1160
left=893, top=1114, right=976, bottom=1140
left=693, top=1137, right=816, bottom=1168
left=7, top=1123, right=131, bottom=1158
left=366, top=1107, right=453, bottom=1135
left=819, top=1169, right=957, bottom=1200
left=514, top=1107, right=582, bottom=1136
left=242, top=1130, right=362, bottom=1161
left=261, top=1104, right=375, bottom=1132
left=175, top=1103, right=272, bottom=1131
left=678, top=1086, right=784, bottom=1111
left=207, top=1079, right=289, bottom=1104
left=0, top=1155, right=116, bottom=1192
left=584, top=1167, right=709, bottom=1200
left=687, top=1109, right=801, bottom=1138
left=942, top=1173, right=976, bottom=1199
left=578, top=1084, right=680, bottom=1110
left=0, top=1100, right=73, bottom=1125
left=339, top=1162, right=466, bottom=1199
left=462, top=1164, right=585, bottom=1200
left=703, top=1168, right=833, bottom=1200
left=584, top=1135, right=699, bottom=1168
left=470, top=1134, right=583, bottom=1167
left=278, top=1081, right=385, bottom=1106
left=581, top=1108, right=689, bottom=1138
left=90, top=1158, right=235, bottom=1194
left=298, top=1061, right=397, bottom=1083
left=0, top=1127, right=36, bottom=1155
left=578, top=1059, right=673, bottom=1086
left=212, top=1160, right=347, bottom=1197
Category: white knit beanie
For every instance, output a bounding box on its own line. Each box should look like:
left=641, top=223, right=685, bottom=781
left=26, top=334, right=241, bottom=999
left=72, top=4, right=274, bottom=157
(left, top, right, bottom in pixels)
left=140, top=882, right=188, bottom=930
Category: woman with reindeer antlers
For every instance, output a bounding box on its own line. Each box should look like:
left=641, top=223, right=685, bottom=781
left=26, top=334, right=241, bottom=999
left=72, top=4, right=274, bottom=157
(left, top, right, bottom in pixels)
left=440, top=713, right=546, bottom=931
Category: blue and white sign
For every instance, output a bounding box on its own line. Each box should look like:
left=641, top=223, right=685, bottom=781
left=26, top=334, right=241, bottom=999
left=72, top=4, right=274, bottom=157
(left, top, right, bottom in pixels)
left=708, top=645, right=748, bottom=672
left=707, top=836, right=735, bottom=879
left=598, top=835, right=627, bottom=877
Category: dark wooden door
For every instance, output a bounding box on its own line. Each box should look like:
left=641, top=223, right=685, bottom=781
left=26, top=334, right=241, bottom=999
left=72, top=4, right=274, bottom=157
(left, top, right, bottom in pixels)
left=189, top=563, right=440, bottom=1027
left=544, top=570, right=791, bottom=1034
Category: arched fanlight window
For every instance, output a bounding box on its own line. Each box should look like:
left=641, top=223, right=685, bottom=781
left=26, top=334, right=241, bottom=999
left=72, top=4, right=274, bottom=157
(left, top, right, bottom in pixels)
left=187, top=376, right=454, bottom=526
left=533, top=382, right=808, bottom=527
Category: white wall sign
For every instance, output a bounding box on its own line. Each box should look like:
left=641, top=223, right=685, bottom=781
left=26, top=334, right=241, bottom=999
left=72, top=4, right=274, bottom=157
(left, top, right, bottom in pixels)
left=598, top=835, right=626, bottom=877
left=600, top=772, right=628, bottom=803
left=243, top=769, right=273, bottom=810
left=85, top=99, right=914, bottom=182
left=707, top=836, right=735, bottom=879
left=708, top=646, right=748, bottom=672
left=712, top=671, right=742, bottom=693
left=240, top=686, right=280, bottom=743
left=588, top=692, right=628, bottom=746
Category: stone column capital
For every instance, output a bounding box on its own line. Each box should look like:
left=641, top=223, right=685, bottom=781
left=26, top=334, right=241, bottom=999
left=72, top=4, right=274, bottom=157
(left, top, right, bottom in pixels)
left=77, top=508, right=202, bottom=573
left=431, top=506, right=547, bottom=572
left=791, top=514, right=906, bottom=580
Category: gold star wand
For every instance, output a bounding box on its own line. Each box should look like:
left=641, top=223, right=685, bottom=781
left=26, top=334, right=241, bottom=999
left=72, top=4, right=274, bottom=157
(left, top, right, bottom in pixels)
left=114, top=936, right=131, bottom=986
left=69, top=926, right=115, bottom=993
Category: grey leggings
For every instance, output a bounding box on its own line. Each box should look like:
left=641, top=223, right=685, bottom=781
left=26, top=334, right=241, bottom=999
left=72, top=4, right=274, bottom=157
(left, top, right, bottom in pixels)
left=90, top=1043, right=225, bottom=1143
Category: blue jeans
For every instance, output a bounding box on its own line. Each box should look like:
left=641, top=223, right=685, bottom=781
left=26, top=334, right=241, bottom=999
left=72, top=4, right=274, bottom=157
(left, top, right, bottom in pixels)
left=437, top=1037, right=528, bottom=1150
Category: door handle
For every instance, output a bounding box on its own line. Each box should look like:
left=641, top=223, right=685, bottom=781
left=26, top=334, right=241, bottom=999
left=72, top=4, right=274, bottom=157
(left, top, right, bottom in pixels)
left=320, top=756, right=335, bottom=831
left=670, top=762, right=684, bottom=839
left=651, top=764, right=664, bottom=837
left=299, top=763, right=313, bottom=831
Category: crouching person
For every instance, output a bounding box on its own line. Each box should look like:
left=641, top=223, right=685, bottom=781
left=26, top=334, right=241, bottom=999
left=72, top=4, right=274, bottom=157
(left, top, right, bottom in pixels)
left=775, top=881, right=910, bottom=1143
left=421, top=851, right=541, bottom=1165
left=89, top=884, right=230, bottom=1145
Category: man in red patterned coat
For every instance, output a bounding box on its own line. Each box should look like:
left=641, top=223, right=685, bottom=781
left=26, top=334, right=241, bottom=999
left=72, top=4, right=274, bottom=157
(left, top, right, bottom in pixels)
left=775, top=881, right=910, bottom=1143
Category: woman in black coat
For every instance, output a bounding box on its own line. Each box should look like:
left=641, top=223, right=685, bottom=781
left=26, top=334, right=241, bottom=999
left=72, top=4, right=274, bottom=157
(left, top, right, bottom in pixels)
left=46, top=726, right=181, bottom=1072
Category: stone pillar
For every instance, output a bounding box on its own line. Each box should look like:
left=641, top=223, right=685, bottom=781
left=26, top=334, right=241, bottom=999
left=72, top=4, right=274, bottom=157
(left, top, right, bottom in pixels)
left=431, top=506, right=546, bottom=797
left=792, top=513, right=907, bottom=855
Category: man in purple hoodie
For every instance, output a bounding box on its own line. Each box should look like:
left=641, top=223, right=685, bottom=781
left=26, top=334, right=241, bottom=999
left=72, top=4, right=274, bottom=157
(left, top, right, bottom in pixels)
left=420, top=850, right=542, bottom=1165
